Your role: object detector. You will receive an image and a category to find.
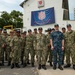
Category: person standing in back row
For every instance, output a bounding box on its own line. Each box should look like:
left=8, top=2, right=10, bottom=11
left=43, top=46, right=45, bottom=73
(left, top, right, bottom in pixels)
left=64, top=24, right=75, bottom=70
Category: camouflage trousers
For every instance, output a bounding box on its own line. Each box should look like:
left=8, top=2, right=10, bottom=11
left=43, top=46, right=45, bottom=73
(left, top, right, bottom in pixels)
left=0, top=48, right=4, bottom=63
left=37, top=50, right=47, bottom=65
left=46, top=46, right=52, bottom=62
left=24, top=48, right=35, bottom=64
left=6, top=46, right=11, bottom=61
left=10, top=49, right=21, bottom=64
left=65, top=45, right=75, bottom=65
left=52, top=47, right=63, bottom=65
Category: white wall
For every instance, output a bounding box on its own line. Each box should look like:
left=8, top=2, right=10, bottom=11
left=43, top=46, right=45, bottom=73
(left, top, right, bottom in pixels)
left=23, top=0, right=75, bottom=32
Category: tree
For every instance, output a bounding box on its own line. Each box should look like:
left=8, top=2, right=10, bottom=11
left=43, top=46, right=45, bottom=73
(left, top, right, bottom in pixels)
left=0, top=10, right=23, bottom=28
left=10, top=10, right=23, bottom=28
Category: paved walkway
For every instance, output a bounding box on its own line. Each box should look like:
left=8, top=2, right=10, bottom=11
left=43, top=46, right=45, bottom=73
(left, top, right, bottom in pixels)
left=37, top=62, right=75, bottom=75
left=0, top=61, right=75, bottom=75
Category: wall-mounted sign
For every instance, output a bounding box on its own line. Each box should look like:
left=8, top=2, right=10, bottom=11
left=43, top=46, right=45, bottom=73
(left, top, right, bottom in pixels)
left=38, top=0, right=44, bottom=8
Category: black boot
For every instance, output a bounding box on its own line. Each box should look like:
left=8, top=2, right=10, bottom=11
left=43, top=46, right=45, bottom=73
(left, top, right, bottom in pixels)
left=11, top=63, right=14, bottom=69
left=31, top=63, right=34, bottom=67
left=38, top=64, right=41, bottom=70
left=64, top=64, right=71, bottom=68
left=8, top=61, right=11, bottom=66
left=53, top=65, right=56, bottom=70
left=15, top=63, right=20, bottom=68
left=2, top=60, right=4, bottom=66
left=42, top=65, right=47, bottom=70
left=23, top=63, right=27, bottom=67
left=73, top=65, right=75, bottom=70
left=27, top=61, right=30, bottom=64
left=50, top=62, right=53, bottom=66
left=58, top=65, right=63, bottom=70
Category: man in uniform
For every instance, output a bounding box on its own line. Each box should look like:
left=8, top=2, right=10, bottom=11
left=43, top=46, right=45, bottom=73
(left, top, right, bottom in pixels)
left=5, top=30, right=14, bottom=66
left=64, top=24, right=75, bottom=70
left=46, top=28, right=53, bottom=66
left=62, top=27, right=66, bottom=65
left=23, top=29, right=35, bottom=67
left=2, top=29, right=8, bottom=65
left=50, top=24, right=64, bottom=70
left=33, top=28, right=38, bottom=60
left=62, top=27, right=66, bottom=33
left=0, top=28, right=5, bottom=67
left=35, top=27, right=47, bottom=70
left=10, top=29, right=23, bottom=69
left=21, top=31, right=26, bottom=65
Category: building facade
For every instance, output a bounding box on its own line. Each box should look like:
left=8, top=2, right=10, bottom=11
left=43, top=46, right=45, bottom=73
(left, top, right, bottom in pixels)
left=20, top=0, right=75, bottom=32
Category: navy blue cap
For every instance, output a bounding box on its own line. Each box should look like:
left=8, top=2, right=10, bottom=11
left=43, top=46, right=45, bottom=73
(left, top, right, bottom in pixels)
left=54, top=24, right=59, bottom=27
left=67, top=24, right=71, bottom=27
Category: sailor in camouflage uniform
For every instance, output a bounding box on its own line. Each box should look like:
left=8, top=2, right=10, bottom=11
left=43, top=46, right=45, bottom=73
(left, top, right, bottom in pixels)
left=33, top=28, right=38, bottom=60
left=62, top=27, right=66, bottom=65
left=10, top=30, right=23, bottom=69
left=0, top=28, right=5, bottom=67
left=21, top=31, right=26, bottom=65
left=46, top=28, right=53, bottom=66
left=23, top=29, right=35, bottom=67
left=5, top=30, right=14, bottom=66
left=50, top=24, right=64, bottom=70
left=64, top=24, right=75, bottom=70
left=2, top=29, right=8, bottom=65
left=35, top=27, right=47, bottom=70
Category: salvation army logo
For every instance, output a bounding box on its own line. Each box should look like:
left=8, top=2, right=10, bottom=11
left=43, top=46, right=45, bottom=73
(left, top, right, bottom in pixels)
left=39, top=1, right=42, bottom=4
left=38, top=11, right=46, bottom=20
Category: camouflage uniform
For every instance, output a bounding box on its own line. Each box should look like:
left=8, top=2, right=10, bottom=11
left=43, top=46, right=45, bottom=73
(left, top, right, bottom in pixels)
left=24, top=34, right=35, bottom=66
left=35, top=33, right=47, bottom=66
left=5, top=35, right=13, bottom=65
left=33, top=32, right=38, bottom=59
left=10, top=35, right=23, bottom=64
left=21, top=36, right=26, bottom=65
left=46, top=33, right=52, bottom=65
left=64, top=30, right=75, bottom=65
left=0, top=35, right=5, bottom=64
left=2, top=33, right=8, bottom=64
left=50, top=31, right=64, bottom=66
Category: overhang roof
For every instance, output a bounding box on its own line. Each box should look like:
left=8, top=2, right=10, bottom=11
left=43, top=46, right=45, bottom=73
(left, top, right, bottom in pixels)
left=20, top=0, right=28, bottom=7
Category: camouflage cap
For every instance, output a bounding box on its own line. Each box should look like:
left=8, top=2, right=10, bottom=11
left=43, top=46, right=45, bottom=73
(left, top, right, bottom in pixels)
left=3, top=30, right=7, bottom=33
left=67, top=24, right=71, bottom=27
left=47, top=28, right=51, bottom=31
left=0, top=28, right=2, bottom=31
left=16, top=29, right=20, bottom=33
left=14, top=29, right=17, bottom=31
left=38, top=27, right=42, bottom=30
left=52, top=28, right=55, bottom=30
left=62, top=27, right=66, bottom=30
left=34, top=28, right=37, bottom=30
left=24, top=31, right=27, bottom=33
left=10, top=30, right=14, bottom=33
left=28, top=29, right=32, bottom=32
